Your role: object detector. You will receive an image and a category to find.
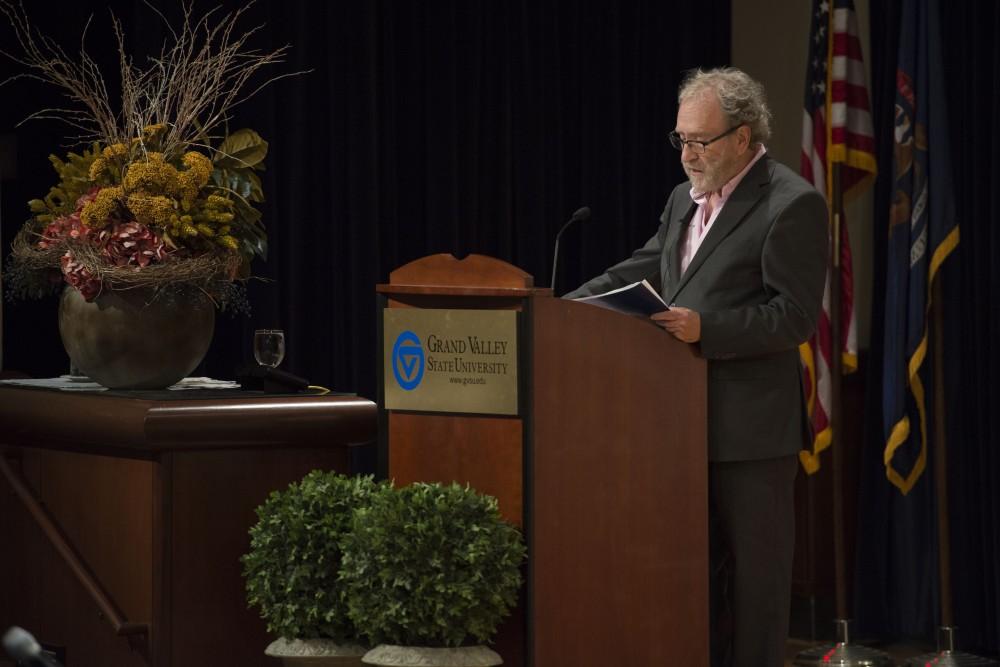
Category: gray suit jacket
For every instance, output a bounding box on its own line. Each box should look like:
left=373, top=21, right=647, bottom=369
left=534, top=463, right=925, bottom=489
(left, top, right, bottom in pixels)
left=564, top=156, right=829, bottom=461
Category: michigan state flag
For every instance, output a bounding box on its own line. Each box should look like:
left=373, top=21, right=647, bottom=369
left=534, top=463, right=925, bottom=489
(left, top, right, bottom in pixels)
left=882, top=0, right=959, bottom=495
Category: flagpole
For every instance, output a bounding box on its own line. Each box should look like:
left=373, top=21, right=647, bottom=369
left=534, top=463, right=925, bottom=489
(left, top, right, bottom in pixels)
left=794, top=169, right=891, bottom=667
left=904, top=283, right=997, bottom=666
left=829, top=165, right=848, bottom=621
left=932, top=283, right=953, bottom=630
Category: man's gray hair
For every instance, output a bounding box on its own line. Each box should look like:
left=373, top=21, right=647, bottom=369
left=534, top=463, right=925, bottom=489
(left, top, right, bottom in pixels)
left=678, top=67, right=772, bottom=147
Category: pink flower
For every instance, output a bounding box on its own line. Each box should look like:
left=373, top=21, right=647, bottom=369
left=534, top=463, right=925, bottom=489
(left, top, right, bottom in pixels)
left=38, top=212, right=92, bottom=249
left=41, top=192, right=170, bottom=300
left=100, top=221, right=169, bottom=268
left=75, top=186, right=101, bottom=211
left=60, top=251, right=102, bottom=301
left=39, top=188, right=104, bottom=249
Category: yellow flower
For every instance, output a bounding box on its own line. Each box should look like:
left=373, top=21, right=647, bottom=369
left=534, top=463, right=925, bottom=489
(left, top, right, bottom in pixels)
left=182, top=151, right=212, bottom=184
left=123, top=153, right=181, bottom=196
left=142, top=123, right=167, bottom=143
left=127, top=193, right=176, bottom=228
left=80, top=186, right=123, bottom=227
left=88, top=156, right=107, bottom=181
left=88, top=143, right=128, bottom=182
left=176, top=151, right=213, bottom=207
left=202, top=210, right=234, bottom=224
left=103, top=143, right=128, bottom=161
left=217, top=235, right=239, bottom=250
left=189, top=194, right=234, bottom=225
left=178, top=173, right=201, bottom=209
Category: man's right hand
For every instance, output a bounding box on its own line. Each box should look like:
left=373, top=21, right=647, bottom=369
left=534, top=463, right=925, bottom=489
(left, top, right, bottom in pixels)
left=651, top=307, right=701, bottom=343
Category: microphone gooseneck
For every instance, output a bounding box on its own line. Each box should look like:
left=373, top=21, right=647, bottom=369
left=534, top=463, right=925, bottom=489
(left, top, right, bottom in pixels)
left=551, top=206, right=592, bottom=292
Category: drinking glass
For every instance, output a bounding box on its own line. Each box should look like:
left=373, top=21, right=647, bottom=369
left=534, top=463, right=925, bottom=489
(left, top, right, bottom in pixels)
left=254, top=329, right=285, bottom=368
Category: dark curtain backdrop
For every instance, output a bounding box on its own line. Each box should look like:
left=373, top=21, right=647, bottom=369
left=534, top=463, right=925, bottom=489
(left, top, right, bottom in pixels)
left=856, top=0, right=999, bottom=655
left=0, top=0, right=730, bottom=400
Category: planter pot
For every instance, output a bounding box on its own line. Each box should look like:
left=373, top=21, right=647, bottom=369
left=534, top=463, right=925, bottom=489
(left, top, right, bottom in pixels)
left=58, top=285, right=215, bottom=389
left=265, top=638, right=368, bottom=666
left=361, top=645, right=502, bottom=667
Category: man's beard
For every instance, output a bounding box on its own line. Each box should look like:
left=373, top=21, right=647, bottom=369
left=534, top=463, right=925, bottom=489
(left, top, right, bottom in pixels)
left=684, top=155, right=734, bottom=194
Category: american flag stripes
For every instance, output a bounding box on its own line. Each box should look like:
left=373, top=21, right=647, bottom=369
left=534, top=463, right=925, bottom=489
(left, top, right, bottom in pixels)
left=798, top=0, right=877, bottom=474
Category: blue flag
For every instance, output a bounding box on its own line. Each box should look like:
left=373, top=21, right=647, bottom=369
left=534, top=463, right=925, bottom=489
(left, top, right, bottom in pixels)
left=882, top=0, right=959, bottom=495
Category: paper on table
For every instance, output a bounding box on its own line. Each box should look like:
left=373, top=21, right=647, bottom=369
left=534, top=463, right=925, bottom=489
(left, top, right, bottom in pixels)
left=0, top=376, right=106, bottom=391
left=170, top=377, right=241, bottom=390
left=0, top=376, right=240, bottom=391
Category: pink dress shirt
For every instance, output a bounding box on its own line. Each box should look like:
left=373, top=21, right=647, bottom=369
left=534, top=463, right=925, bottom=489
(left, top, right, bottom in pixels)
left=679, top=145, right=767, bottom=276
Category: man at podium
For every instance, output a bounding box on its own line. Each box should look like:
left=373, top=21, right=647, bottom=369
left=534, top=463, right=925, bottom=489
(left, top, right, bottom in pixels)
left=564, top=67, right=828, bottom=667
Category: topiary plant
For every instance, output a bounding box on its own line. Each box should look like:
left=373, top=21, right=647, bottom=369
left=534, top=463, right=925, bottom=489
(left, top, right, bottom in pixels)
left=339, top=481, right=526, bottom=648
left=242, top=471, right=381, bottom=643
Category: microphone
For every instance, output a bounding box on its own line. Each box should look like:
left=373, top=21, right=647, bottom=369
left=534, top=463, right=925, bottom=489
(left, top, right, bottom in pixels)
left=550, top=206, right=591, bottom=291
left=2, top=627, right=61, bottom=667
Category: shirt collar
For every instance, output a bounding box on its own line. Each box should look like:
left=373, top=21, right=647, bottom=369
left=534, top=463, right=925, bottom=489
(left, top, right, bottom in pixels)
left=689, top=144, right=767, bottom=204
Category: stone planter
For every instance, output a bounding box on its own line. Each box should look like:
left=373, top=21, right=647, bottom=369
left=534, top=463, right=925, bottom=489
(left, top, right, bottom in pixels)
left=58, top=285, right=215, bottom=389
left=361, top=645, right=502, bottom=666
left=265, top=638, right=368, bottom=666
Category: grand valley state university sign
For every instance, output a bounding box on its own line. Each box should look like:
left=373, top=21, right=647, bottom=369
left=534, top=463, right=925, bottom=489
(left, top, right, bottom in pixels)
left=383, top=309, right=519, bottom=415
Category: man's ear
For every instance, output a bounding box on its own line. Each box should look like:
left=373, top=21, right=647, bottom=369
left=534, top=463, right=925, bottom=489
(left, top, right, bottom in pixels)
left=738, top=125, right=752, bottom=152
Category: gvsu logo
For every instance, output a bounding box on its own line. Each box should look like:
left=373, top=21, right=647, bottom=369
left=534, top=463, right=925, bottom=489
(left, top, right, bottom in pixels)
left=391, top=331, right=425, bottom=390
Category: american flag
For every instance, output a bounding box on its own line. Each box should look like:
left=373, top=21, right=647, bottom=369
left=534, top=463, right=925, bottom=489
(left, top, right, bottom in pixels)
left=798, top=0, right=877, bottom=474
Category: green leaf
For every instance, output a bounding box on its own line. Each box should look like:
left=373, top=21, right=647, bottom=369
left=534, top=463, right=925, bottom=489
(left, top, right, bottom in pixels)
left=220, top=169, right=251, bottom=199
left=246, top=170, right=265, bottom=203
left=229, top=197, right=267, bottom=261
left=214, top=128, right=269, bottom=169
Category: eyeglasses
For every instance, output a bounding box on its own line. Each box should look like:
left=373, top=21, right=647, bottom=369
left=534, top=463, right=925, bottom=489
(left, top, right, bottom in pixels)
left=668, top=124, right=743, bottom=154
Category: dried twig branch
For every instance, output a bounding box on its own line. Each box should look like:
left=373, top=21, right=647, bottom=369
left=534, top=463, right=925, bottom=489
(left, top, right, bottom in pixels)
left=0, top=0, right=308, bottom=157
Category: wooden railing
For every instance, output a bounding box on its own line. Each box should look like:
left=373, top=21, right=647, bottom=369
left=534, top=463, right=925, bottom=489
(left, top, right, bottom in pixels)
left=0, top=455, right=150, bottom=658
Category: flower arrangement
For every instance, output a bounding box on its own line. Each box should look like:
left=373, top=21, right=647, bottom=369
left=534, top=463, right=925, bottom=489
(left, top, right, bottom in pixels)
left=1, top=2, right=295, bottom=307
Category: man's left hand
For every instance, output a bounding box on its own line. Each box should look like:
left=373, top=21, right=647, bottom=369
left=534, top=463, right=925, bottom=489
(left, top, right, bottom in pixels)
left=651, top=307, right=701, bottom=343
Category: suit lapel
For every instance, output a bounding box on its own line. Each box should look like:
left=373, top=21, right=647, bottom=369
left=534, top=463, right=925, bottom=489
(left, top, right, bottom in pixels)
left=662, top=199, right=697, bottom=297
left=667, top=158, right=773, bottom=303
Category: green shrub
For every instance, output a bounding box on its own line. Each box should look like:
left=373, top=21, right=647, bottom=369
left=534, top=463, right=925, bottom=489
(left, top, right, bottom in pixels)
left=242, top=471, right=381, bottom=642
left=340, top=481, right=526, bottom=648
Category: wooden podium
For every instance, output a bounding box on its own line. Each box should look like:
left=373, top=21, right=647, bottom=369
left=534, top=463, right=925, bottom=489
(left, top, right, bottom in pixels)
left=376, top=255, right=709, bottom=666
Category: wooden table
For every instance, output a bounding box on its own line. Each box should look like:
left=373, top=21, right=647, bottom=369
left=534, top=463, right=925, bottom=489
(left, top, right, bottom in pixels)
left=0, top=386, right=376, bottom=667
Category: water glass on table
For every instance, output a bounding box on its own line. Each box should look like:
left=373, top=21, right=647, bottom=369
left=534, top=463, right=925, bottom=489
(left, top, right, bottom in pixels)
left=253, top=329, right=285, bottom=368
